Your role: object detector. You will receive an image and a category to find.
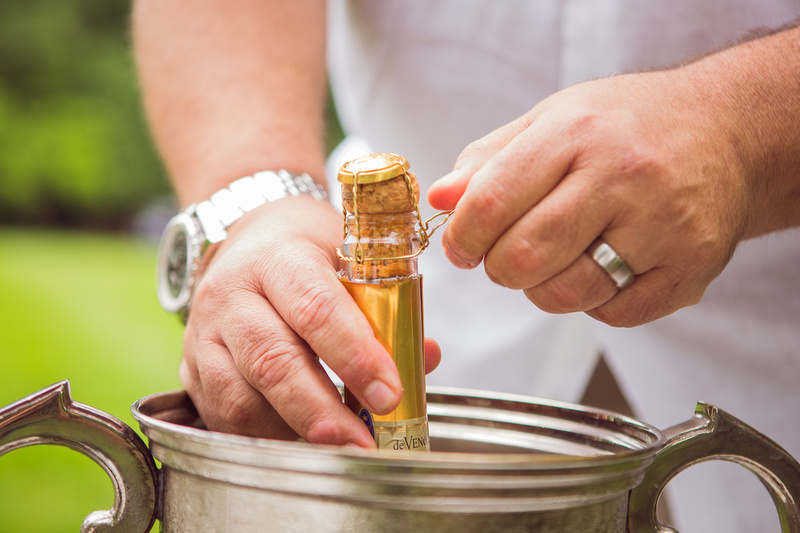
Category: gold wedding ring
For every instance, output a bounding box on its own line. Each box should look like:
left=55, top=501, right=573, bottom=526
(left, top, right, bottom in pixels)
left=587, top=238, right=634, bottom=289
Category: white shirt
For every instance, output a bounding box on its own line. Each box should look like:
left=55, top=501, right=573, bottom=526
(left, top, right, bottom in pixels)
left=327, top=2, right=800, bottom=530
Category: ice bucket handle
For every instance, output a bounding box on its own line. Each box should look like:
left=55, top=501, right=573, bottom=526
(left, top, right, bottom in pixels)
left=628, top=401, right=800, bottom=532
left=0, top=380, right=158, bottom=533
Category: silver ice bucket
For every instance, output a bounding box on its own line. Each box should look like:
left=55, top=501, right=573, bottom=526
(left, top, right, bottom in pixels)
left=2, top=380, right=800, bottom=532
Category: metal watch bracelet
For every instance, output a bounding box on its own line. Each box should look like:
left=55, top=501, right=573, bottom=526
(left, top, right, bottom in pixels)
left=196, top=169, right=328, bottom=243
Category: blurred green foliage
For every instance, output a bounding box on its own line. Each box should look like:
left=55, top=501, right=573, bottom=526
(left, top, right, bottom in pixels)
left=0, top=0, right=167, bottom=229
left=0, top=0, right=345, bottom=231
left=0, top=229, right=183, bottom=532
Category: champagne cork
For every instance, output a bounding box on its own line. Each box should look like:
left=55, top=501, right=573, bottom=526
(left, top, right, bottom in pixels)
left=339, top=154, right=421, bottom=280
left=341, top=172, right=420, bottom=215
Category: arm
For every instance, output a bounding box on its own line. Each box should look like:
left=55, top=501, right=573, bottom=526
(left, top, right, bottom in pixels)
left=134, top=0, right=328, bottom=202
left=133, top=0, right=410, bottom=447
left=428, top=25, right=800, bottom=327
left=691, top=25, right=800, bottom=239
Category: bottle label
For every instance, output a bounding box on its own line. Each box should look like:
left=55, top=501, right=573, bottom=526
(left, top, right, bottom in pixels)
left=373, top=418, right=430, bottom=451
left=340, top=276, right=429, bottom=452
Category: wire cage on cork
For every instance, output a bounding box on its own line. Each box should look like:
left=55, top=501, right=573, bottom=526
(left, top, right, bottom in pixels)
left=336, top=152, right=451, bottom=281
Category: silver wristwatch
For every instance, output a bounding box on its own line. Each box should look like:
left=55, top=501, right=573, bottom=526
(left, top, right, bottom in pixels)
left=156, top=170, right=327, bottom=320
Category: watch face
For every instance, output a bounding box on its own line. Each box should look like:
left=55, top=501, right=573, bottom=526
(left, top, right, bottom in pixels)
left=156, top=213, right=203, bottom=314
left=166, top=230, right=189, bottom=299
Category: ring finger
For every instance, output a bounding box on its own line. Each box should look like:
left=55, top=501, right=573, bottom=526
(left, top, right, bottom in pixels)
left=523, top=246, right=622, bottom=313
left=184, top=336, right=297, bottom=439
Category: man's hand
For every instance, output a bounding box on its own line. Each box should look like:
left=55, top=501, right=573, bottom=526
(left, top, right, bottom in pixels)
left=431, top=25, right=800, bottom=327
left=179, top=197, right=440, bottom=447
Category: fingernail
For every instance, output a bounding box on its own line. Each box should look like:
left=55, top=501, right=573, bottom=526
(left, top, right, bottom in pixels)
left=364, top=380, right=398, bottom=414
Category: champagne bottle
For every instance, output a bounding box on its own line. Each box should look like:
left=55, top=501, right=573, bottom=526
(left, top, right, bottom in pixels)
left=337, top=153, right=429, bottom=452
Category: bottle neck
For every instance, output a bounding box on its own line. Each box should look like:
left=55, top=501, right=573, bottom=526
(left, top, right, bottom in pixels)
left=341, top=213, right=420, bottom=282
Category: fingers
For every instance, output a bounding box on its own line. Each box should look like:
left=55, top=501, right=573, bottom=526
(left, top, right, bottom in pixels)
left=181, top=195, right=450, bottom=449
left=427, top=114, right=538, bottom=211
left=519, top=214, right=720, bottom=327
left=261, top=255, right=403, bottom=416
left=429, top=115, right=725, bottom=326
left=424, top=337, right=442, bottom=374
left=226, top=290, right=380, bottom=446
left=588, top=266, right=705, bottom=327
left=429, top=73, right=747, bottom=328
left=185, top=263, right=441, bottom=447
left=480, top=165, right=610, bottom=290
left=431, top=117, right=575, bottom=270
left=180, top=338, right=298, bottom=440
left=426, top=169, right=471, bottom=211
left=180, top=198, right=409, bottom=448
left=525, top=260, right=702, bottom=328
left=522, top=252, right=618, bottom=314
left=482, top=150, right=725, bottom=325
left=185, top=279, right=378, bottom=447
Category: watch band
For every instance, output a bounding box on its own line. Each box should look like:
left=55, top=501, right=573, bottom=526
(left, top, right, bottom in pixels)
left=193, top=170, right=328, bottom=243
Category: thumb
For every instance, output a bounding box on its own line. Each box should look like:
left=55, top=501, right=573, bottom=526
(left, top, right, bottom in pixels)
left=427, top=116, right=532, bottom=210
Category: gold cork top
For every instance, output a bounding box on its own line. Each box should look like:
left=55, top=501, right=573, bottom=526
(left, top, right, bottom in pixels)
left=340, top=153, right=419, bottom=215
left=338, top=153, right=410, bottom=184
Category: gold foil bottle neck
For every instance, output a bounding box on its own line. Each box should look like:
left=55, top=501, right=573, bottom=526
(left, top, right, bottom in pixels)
left=338, top=153, right=410, bottom=184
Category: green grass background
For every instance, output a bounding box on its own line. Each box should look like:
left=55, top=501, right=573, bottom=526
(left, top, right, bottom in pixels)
left=0, top=228, right=183, bottom=532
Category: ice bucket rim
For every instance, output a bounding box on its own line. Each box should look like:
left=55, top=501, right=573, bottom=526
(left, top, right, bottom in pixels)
left=131, top=385, right=665, bottom=472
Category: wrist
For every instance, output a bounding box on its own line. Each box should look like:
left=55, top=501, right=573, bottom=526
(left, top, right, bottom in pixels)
left=682, top=27, right=800, bottom=238
left=173, top=156, right=328, bottom=208
left=156, top=169, right=328, bottom=321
